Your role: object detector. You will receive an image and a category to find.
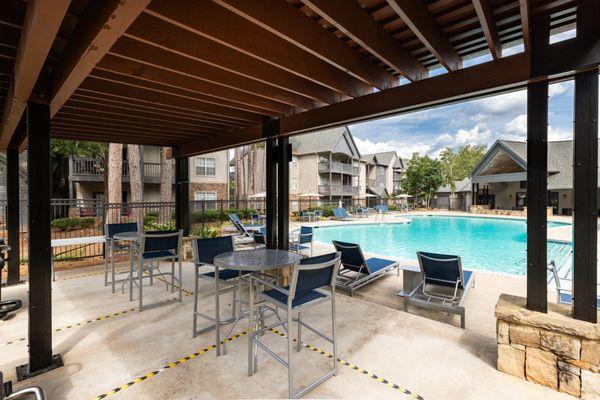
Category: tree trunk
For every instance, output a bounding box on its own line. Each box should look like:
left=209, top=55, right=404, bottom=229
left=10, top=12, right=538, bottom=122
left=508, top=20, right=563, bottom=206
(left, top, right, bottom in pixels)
left=127, top=144, right=143, bottom=225
left=107, top=143, right=123, bottom=223
left=159, top=147, right=173, bottom=222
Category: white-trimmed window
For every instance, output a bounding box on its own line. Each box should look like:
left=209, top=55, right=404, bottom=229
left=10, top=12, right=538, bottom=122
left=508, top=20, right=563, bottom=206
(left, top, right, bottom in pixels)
left=194, top=191, right=217, bottom=209
left=195, top=157, right=216, bottom=176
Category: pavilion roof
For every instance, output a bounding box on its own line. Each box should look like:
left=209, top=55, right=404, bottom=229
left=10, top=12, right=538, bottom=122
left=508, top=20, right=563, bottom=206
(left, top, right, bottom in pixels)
left=0, top=0, right=591, bottom=155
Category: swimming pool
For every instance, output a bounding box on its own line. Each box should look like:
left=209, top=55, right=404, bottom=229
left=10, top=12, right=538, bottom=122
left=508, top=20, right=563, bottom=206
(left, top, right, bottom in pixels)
left=313, top=216, right=569, bottom=275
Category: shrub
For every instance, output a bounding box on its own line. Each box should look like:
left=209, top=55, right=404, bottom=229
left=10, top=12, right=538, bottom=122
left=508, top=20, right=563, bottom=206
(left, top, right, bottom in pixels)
left=51, top=217, right=95, bottom=231
left=191, top=208, right=257, bottom=223
left=307, top=206, right=334, bottom=217
left=387, top=204, right=397, bottom=211
left=190, top=226, right=221, bottom=238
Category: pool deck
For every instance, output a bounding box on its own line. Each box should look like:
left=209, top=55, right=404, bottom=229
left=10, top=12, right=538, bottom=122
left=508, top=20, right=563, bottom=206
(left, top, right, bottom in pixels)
left=1, top=213, right=579, bottom=400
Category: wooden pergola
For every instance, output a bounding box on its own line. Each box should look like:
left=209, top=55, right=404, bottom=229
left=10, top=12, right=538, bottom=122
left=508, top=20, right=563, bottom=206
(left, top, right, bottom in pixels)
left=0, top=0, right=598, bottom=379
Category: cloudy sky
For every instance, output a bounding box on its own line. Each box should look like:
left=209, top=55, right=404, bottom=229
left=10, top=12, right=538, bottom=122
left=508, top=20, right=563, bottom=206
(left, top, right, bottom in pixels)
left=349, top=30, right=591, bottom=159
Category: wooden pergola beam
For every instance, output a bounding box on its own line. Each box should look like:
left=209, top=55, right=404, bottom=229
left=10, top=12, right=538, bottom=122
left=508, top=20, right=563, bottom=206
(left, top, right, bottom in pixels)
left=519, top=0, right=530, bottom=50
left=473, top=0, right=502, bottom=59
left=301, top=0, right=427, bottom=81
left=215, top=0, right=397, bottom=90
left=386, top=0, right=463, bottom=71
left=146, top=0, right=372, bottom=98
left=50, top=0, right=150, bottom=117
left=0, top=0, right=71, bottom=149
left=180, top=52, right=529, bottom=156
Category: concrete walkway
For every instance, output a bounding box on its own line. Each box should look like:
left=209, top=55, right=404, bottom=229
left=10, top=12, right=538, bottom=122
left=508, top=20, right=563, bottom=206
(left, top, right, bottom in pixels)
left=0, top=255, right=575, bottom=400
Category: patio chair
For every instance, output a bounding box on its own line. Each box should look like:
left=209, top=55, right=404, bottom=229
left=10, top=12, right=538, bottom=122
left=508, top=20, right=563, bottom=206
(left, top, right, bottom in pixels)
left=192, top=235, right=250, bottom=355
left=228, top=214, right=261, bottom=244
left=253, top=227, right=266, bottom=248
left=333, top=207, right=354, bottom=221
left=105, top=222, right=139, bottom=293
left=547, top=260, right=600, bottom=307
left=136, top=230, right=183, bottom=310
left=332, top=240, right=399, bottom=296
left=289, top=226, right=313, bottom=256
left=314, top=209, right=323, bottom=220
left=403, top=251, right=475, bottom=329
left=249, top=252, right=342, bottom=399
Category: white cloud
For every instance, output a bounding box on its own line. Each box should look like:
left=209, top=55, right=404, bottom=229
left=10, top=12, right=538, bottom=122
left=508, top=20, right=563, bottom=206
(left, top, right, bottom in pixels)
left=548, top=125, right=572, bottom=141
left=503, top=114, right=527, bottom=138
left=549, top=82, right=568, bottom=97
left=476, top=90, right=526, bottom=115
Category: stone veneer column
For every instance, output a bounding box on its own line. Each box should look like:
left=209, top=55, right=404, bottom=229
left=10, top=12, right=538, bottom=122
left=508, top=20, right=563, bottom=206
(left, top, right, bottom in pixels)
left=495, top=294, right=600, bottom=398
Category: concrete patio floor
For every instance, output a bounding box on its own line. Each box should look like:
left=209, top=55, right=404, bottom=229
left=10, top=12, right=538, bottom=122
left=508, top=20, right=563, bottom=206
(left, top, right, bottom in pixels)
left=1, top=251, right=576, bottom=400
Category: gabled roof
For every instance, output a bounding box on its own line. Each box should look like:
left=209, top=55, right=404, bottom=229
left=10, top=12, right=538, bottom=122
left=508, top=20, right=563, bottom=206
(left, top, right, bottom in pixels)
left=437, top=178, right=472, bottom=193
left=471, top=139, right=600, bottom=190
left=290, top=126, right=360, bottom=158
left=360, top=150, right=398, bottom=166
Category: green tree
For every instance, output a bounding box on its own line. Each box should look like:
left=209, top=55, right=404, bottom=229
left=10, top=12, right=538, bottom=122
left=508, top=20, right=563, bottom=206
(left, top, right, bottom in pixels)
left=401, top=153, right=444, bottom=207
left=439, top=144, right=486, bottom=193
left=50, top=139, right=107, bottom=158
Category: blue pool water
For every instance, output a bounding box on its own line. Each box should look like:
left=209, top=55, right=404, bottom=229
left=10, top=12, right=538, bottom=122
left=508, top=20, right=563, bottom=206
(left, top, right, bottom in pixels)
left=313, top=216, right=569, bottom=275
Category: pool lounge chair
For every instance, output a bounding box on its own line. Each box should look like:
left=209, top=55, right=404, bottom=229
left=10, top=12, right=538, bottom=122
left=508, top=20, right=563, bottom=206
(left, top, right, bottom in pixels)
left=332, top=240, right=399, bottom=296
left=402, top=251, right=475, bottom=329
left=228, top=214, right=260, bottom=244
left=332, top=207, right=355, bottom=221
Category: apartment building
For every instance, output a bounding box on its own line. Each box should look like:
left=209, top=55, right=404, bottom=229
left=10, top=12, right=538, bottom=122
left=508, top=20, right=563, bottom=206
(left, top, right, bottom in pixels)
left=68, top=146, right=229, bottom=202
left=290, top=126, right=361, bottom=201
left=359, top=151, right=404, bottom=198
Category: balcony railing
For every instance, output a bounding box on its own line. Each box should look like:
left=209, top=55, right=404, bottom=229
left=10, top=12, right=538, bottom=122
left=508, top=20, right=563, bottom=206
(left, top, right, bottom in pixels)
left=70, top=157, right=163, bottom=182
left=318, top=184, right=359, bottom=196
left=318, top=161, right=359, bottom=175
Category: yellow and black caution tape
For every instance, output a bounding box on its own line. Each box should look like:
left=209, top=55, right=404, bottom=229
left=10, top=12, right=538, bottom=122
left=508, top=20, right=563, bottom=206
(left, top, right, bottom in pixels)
left=0, top=307, right=139, bottom=348
left=269, top=328, right=424, bottom=400
left=58, top=270, right=118, bottom=281
left=92, top=330, right=248, bottom=400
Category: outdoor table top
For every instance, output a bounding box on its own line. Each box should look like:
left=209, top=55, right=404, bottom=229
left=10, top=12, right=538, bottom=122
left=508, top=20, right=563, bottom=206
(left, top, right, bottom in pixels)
left=51, top=236, right=105, bottom=247
left=113, top=231, right=141, bottom=241
left=214, top=249, right=302, bottom=272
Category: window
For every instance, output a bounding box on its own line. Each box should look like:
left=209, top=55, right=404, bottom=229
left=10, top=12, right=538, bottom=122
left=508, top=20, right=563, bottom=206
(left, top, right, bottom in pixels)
left=194, top=191, right=217, bottom=209
left=195, top=157, right=216, bottom=176
left=291, top=178, right=298, bottom=190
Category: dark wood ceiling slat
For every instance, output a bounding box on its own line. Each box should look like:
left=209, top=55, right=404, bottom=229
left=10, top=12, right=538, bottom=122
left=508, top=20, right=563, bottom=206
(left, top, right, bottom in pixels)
left=301, top=0, right=427, bottom=81
left=97, top=54, right=295, bottom=115
left=214, top=0, right=396, bottom=90
left=89, top=68, right=281, bottom=117
left=146, top=0, right=371, bottom=98
left=79, top=76, right=265, bottom=123
left=108, top=37, right=315, bottom=111
left=51, top=121, right=204, bottom=140
left=124, top=13, right=340, bottom=104
left=387, top=0, right=463, bottom=71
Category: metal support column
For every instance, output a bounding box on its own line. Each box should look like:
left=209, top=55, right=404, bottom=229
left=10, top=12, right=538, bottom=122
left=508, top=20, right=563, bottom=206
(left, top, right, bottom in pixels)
left=175, top=156, right=190, bottom=236
left=6, top=147, right=20, bottom=285
left=18, top=102, right=63, bottom=380
left=277, top=136, right=290, bottom=251
left=265, top=138, right=278, bottom=249
left=572, top=1, right=600, bottom=323
left=264, top=118, right=280, bottom=249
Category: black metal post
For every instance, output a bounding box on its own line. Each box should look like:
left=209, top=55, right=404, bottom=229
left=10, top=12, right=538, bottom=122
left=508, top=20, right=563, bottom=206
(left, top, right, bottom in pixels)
left=277, top=136, right=290, bottom=251
left=525, top=14, right=550, bottom=314
left=6, top=147, right=20, bottom=285
left=265, top=138, right=278, bottom=249
left=18, top=102, right=63, bottom=380
left=175, top=156, right=190, bottom=236
left=571, top=0, right=600, bottom=324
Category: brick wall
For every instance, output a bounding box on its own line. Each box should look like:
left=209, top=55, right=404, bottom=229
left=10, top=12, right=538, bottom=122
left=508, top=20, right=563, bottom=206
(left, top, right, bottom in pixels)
left=189, top=182, right=228, bottom=200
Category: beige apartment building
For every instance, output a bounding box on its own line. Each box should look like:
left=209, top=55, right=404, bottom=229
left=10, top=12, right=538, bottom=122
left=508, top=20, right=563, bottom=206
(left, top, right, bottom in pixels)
left=68, top=146, right=229, bottom=202
left=235, top=127, right=404, bottom=202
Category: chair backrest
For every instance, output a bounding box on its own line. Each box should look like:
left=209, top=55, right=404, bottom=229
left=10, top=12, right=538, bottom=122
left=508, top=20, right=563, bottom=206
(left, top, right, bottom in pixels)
left=314, top=210, right=323, bottom=216
left=381, top=204, right=389, bottom=212
left=289, top=252, right=342, bottom=302
left=254, top=227, right=266, bottom=245
left=332, top=208, right=341, bottom=218
left=141, top=230, right=182, bottom=256
left=193, top=235, right=235, bottom=265
left=340, top=207, right=350, bottom=218
left=298, top=226, right=313, bottom=244
left=106, top=222, right=139, bottom=239
left=331, top=240, right=367, bottom=273
left=417, top=251, right=465, bottom=289
left=229, top=214, right=249, bottom=235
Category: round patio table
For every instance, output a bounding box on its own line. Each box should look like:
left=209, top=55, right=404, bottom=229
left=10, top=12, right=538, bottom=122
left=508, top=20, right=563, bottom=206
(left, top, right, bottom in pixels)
left=214, top=249, right=302, bottom=373
left=113, top=231, right=141, bottom=301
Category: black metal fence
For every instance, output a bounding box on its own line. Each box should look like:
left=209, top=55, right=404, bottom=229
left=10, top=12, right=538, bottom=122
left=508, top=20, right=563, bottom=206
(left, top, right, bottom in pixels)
left=1, top=196, right=408, bottom=263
